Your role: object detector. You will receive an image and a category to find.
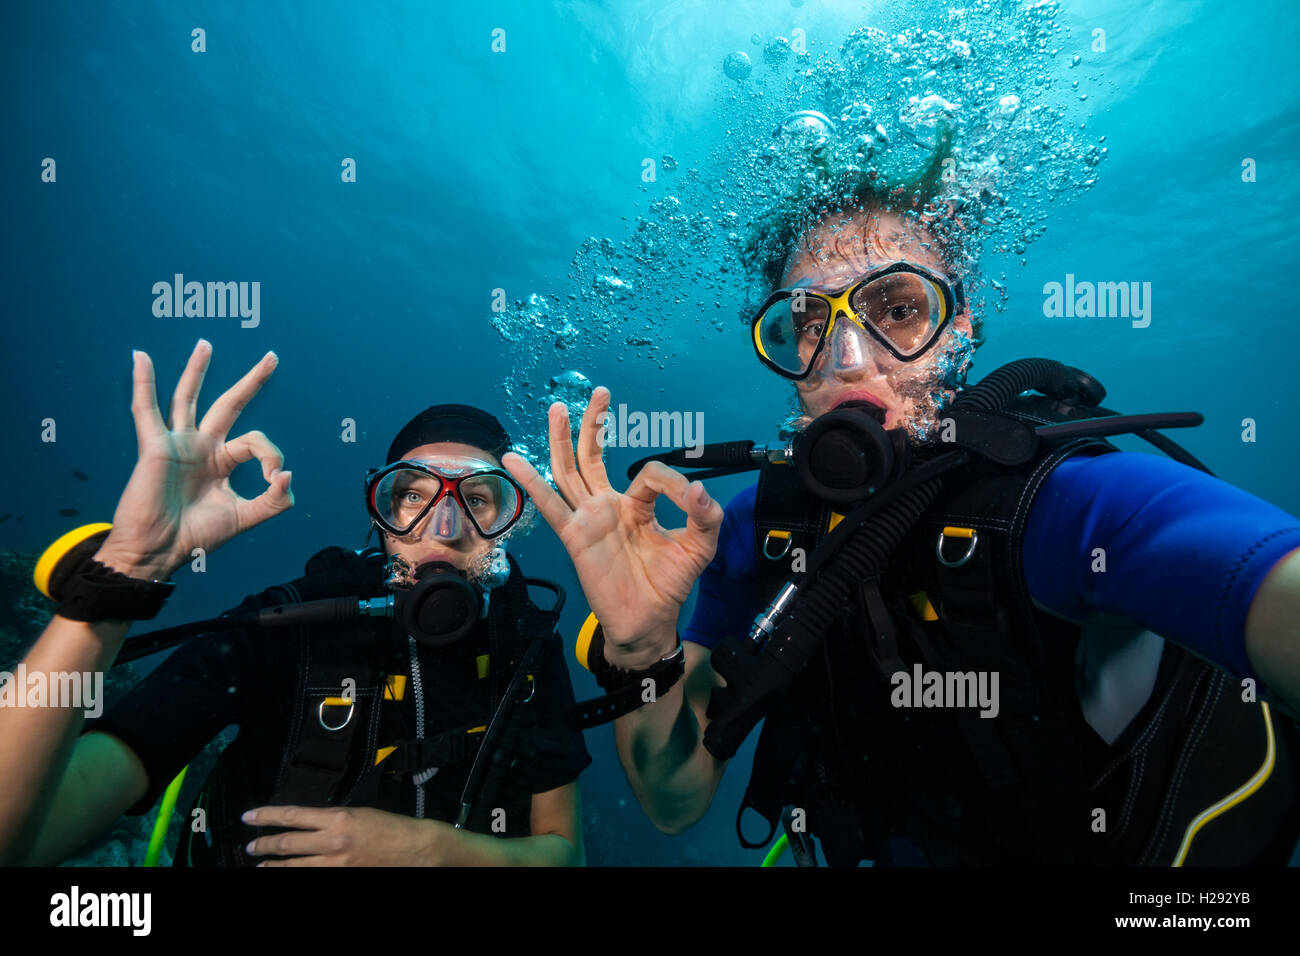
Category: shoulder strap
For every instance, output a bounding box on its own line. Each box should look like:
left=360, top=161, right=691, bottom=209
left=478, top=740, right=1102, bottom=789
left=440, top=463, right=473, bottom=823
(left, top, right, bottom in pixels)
left=261, top=548, right=389, bottom=819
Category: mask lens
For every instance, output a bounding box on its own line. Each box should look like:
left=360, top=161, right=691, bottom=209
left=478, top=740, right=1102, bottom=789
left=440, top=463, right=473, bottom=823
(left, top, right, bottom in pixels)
left=369, top=459, right=525, bottom=540
left=755, top=294, right=831, bottom=376
left=457, top=473, right=521, bottom=537
left=849, top=271, right=947, bottom=358
left=373, top=467, right=445, bottom=534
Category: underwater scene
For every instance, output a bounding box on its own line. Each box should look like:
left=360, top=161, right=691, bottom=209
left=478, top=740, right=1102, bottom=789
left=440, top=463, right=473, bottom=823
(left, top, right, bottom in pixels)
left=2, top=0, right=1299, bottom=877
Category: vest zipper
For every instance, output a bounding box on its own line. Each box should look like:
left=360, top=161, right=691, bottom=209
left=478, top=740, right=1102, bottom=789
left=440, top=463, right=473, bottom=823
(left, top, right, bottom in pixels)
left=408, top=635, right=433, bottom=819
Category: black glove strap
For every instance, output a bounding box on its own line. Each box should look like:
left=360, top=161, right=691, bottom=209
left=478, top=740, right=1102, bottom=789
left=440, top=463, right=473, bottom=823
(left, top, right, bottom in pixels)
left=56, top=559, right=176, bottom=623
left=569, top=626, right=685, bottom=730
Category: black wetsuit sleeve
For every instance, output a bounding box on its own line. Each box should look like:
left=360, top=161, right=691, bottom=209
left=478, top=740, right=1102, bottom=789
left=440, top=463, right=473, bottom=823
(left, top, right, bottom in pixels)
left=84, top=597, right=269, bottom=816
left=514, top=636, right=592, bottom=795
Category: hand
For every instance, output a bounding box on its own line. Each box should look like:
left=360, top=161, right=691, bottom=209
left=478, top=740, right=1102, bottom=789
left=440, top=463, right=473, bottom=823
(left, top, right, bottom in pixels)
left=93, top=340, right=293, bottom=580
left=241, top=805, right=452, bottom=866
left=502, top=386, right=724, bottom=668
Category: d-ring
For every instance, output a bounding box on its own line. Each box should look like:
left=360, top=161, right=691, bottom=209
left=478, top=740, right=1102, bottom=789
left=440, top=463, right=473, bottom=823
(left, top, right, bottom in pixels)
left=936, top=527, right=978, bottom=568
left=763, top=530, right=793, bottom=560
left=318, top=697, right=355, bottom=731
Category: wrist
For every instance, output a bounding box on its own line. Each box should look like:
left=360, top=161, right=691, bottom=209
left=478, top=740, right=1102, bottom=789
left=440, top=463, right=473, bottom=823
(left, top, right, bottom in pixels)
left=92, top=545, right=177, bottom=582
left=603, top=622, right=680, bottom=671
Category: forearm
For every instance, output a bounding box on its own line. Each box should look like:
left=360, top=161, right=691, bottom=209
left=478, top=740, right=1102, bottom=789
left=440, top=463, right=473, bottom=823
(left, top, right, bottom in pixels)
left=436, top=828, right=579, bottom=866
left=1245, top=547, right=1300, bottom=717
left=608, top=633, right=723, bottom=834
left=0, top=615, right=129, bottom=864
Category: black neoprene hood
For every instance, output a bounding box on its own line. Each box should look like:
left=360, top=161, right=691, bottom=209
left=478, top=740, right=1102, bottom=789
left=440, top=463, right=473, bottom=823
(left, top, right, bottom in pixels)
left=386, top=404, right=512, bottom=464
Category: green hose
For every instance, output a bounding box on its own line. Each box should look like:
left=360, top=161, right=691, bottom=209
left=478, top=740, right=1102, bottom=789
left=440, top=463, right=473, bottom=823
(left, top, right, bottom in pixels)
left=761, top=832, right=790, bottom=867
left=142, top=765, right=188, bottom=867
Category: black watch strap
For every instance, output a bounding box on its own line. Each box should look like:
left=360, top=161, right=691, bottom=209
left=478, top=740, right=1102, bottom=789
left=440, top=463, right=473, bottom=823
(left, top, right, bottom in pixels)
left=56, top=559, right=176, bottom=623
left=569, top=626, right=685, bottom=730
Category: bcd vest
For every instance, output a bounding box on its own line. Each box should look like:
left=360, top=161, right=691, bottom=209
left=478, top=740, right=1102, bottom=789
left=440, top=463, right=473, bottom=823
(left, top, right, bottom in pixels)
left=177, top=546, right=562, bottom=866
left=739, top=393, right=1296, bottom=866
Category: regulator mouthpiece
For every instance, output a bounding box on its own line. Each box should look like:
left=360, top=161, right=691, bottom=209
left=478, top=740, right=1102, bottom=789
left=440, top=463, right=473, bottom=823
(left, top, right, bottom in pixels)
left=397, top=561, right=482, bottom=647
left=794, top=401, right=908, bottom=505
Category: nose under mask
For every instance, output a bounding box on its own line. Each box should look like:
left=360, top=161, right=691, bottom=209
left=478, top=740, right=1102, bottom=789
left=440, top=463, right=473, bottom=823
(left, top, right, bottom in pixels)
left=806, top=313, right=876, bottom=381
left=421, top=494, right=465, bottom=541
left=829, top=314, right=872, bottom=373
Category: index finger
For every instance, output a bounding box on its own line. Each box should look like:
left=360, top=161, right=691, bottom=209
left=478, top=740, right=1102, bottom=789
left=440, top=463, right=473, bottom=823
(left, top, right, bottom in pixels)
left=502, top=451, right=572, bottom=532
left=198, top=351, right=278, bottom=440
left=242, top=804, right=336, bottom=830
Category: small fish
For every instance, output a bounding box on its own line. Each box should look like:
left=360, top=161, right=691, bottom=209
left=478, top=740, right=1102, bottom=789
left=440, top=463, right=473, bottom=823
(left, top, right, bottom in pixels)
left=72, top=470, right=89, bottom=482
left=0, top=513, right=9, bottom=524
left=58, top=508, right=80, bottom=517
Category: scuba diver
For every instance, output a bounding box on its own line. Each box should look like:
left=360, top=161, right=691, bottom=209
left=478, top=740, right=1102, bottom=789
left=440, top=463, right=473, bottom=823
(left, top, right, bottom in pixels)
left=0, top=342, right=590, bottom=866
left=502, top=158, right=1300, bottom=866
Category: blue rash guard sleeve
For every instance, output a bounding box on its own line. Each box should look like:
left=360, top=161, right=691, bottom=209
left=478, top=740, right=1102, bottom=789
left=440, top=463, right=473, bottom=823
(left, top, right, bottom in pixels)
left=1023, top=450, right=1300, bottom=681
left=682, top=483, right=760, bottom=651
left=685, top=453, right=1300, bottom=687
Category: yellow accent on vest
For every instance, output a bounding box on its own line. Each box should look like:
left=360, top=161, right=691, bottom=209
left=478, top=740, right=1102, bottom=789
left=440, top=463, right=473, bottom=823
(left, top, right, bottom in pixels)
left=942, top=525, right=975, bottom=539
left=322, top=696, right=352, bottom=707
left=476, top=654, right=491, bottom=679
left=468, top=725, right=487, bottom=734
left=575, top=612, right=601, bottom=672
left=1172, top=702, right=1277, bottom=866
left=767, top=529, right=791, bottom=540
left=908, top=591, right=939, bottom=621
left=33, top=522, right=114, bottom=599
left=828, top=513, right=844, bottom=533
left=383, top=674, right=407, bottom=700
left=374, top=745, right=396, bottom=766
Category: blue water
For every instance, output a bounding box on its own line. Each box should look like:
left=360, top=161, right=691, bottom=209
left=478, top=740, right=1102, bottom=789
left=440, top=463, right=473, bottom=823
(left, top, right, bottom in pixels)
left=2, top=0, right=1298, bottom=866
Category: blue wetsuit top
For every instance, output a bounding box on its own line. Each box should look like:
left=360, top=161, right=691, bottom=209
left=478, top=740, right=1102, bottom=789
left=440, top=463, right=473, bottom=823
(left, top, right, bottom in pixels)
left=682, top=451, right=1300, bottom=683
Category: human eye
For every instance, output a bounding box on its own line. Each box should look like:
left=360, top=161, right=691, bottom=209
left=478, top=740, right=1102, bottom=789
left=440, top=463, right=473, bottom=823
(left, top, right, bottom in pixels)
left=796, top=319, right=826, bottom=340
left=884, top=302, right=919, bottom=324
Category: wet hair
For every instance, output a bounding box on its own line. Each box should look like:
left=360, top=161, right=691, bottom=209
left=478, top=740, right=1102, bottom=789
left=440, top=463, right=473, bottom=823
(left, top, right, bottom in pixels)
left=742, top=121, right=981, bottom=345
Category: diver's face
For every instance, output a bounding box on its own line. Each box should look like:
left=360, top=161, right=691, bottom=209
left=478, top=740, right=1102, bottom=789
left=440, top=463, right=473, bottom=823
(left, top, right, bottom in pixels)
left=379, top=441, right=500, bottom=574
left=779, top=209, right=974, bottom=429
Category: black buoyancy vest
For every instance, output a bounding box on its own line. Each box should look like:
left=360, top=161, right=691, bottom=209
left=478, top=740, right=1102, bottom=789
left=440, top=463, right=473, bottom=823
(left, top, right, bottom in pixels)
left=740, top=393, right=1294, bottom=866
left=178, top=546, right=555, bottom=866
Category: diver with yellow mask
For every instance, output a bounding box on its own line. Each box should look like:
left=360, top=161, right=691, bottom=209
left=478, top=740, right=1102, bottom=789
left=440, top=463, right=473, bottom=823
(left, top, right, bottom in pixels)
left=504, top=151, right=1300, bottom=865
